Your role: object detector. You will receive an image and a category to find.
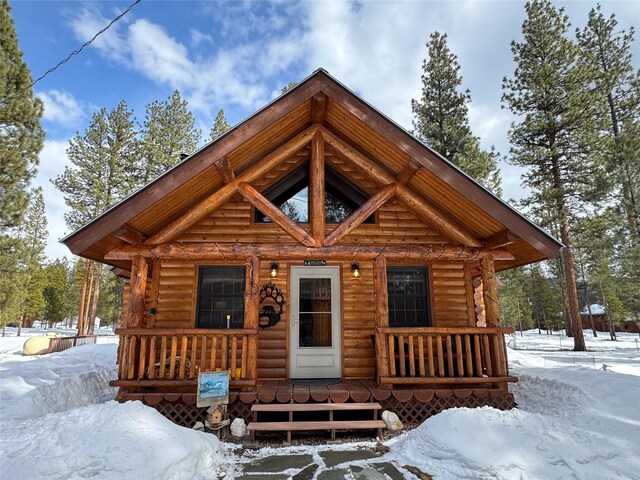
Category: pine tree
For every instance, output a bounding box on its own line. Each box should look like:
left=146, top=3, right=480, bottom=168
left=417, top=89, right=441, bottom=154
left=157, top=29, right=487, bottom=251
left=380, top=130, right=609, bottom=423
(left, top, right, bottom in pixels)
left=209, top=108, right=231, bottom=142
left=0, top=0, right=44, bottom=229
left=502, top=0, right=607, bottom=351
left=43, top=259, right=69, bottom=327
left=14, top=188, right=48, bottom=333
left=577, top=6, right=640, bottom=241
left=140, top=90, right=200, bottom=183
left=53, top=101, right=138, bottom=334
left=281, top=81, right=298, bottom=94
left=412, top=32, right=501, bottom=194
left=53, top=101, right=139, bottom=230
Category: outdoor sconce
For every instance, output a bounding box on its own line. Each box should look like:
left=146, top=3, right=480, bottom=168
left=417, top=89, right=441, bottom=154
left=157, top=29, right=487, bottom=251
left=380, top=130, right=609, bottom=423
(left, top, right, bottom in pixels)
left=351, top=262, right=360, bottom=278
left=270, top=262, right=279, bottom=278
left=148, top=308, right=156, bottom=316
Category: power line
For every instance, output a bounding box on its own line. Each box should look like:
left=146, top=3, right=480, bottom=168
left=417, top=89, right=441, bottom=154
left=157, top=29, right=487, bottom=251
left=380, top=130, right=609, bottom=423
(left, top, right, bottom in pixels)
left=10, top=0, right=142, bottom=99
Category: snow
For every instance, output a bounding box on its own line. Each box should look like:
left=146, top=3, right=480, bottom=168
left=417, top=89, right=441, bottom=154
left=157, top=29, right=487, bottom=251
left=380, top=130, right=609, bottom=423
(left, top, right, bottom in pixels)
left=1, top=328, right=639, bottom=479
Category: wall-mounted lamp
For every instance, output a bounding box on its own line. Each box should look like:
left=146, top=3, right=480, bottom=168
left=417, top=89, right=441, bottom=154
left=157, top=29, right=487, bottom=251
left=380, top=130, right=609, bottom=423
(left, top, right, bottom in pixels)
left=351, top=262, right=360, bottom=278
left=270, top=262, right=279, bottom=278
left=148, top=308, right=156, bottom=316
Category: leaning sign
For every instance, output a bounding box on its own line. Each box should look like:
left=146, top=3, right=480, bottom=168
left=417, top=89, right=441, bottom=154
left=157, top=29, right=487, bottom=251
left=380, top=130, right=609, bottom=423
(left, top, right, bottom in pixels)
left=196, top=371, right=230, bottom=408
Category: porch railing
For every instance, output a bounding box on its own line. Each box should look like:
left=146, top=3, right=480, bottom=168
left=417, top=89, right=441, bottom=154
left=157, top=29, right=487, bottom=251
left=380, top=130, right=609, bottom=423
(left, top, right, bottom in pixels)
left=376, top=327, right=516, bottom=385
left=48, top=335, right=97, bottom=353
left=113, top=328, right=257, bottom=387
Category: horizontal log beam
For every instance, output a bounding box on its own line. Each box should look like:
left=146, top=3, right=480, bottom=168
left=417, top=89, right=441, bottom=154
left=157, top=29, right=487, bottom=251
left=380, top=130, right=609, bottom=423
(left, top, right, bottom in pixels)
left=320, top=126, right=481, bottom=247
left=324, top=183, right=397, bottom=246
left=106, top=243, right=515, bottom=261
left=115, top=328, right=258, bottom=336
left=376, top=326, right=515, bottom=335
left=147, top=125, right=318, bottom=245
left=237, top=182, right=318, bottom=247
left=379, top=376, right=518, bottom=385
left=483, top=230, right=519, bottom=249
left=111, top=224, right=145, bottom=244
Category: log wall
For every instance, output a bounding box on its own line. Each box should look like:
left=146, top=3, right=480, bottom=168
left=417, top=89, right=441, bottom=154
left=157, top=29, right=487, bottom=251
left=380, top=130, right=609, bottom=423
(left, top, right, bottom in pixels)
left=130, top=197, right=472, bottom=380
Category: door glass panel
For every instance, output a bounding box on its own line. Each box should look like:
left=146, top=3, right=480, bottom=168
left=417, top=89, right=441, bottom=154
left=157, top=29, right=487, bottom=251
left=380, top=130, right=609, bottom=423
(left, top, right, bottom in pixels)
left=298, top=278, right=332, bottom=347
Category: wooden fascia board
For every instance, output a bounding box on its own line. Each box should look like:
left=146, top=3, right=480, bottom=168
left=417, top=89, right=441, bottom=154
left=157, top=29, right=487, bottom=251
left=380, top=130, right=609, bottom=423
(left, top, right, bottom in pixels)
left=315, top=74, right=562, bottom=259
left=62, top=75, right=333, bottom=256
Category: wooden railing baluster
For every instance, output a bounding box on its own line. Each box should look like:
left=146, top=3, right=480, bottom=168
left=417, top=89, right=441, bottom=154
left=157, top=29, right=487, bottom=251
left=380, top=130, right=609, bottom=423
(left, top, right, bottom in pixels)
left=148, top=336, right=157, bottom=380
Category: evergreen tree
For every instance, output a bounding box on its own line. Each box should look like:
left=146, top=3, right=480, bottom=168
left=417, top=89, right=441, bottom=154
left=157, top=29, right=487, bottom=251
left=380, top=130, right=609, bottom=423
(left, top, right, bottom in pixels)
left=412, top=32, right=501, bottom=194
left=209, top=108, right=231, bottom=142
left=577, top=6, right=640, bottom=241
left=53, top=101, right=138, bottom=334
left=0, top=236, right=23, bottom=335
left=12, top=188, right=48, bottom=333
left=140, top=90, right=200, bottom=183
left=502, top=0, right=607, bottom=351
left=43, top=259, right=69, bottom=327
left=281, top=81, right=298, bottom=94
left=0, top=0, right=44, bottom=229
left=53, top=101, right=139, bottom=230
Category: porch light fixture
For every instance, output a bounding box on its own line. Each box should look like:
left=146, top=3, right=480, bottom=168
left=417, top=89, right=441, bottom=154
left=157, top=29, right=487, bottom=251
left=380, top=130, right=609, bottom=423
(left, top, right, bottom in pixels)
left=270, top=262, right=279, bottom=278
left=351, top=262, right=360, bottom=278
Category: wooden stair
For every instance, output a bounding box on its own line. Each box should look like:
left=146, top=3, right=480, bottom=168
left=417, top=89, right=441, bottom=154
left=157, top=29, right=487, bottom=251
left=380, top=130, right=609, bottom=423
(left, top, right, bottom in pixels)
left=248, top=402, right=385, bottom=442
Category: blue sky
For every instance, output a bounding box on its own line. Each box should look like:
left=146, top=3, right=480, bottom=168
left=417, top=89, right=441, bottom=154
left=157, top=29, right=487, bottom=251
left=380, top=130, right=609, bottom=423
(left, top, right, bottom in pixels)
left=9, top=0, right=639, bottom=259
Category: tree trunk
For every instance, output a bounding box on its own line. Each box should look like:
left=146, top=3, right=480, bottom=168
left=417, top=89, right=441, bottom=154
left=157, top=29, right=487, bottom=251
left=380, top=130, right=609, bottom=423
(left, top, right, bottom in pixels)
left=87, top=266, right=102, bottom=335
left=82, top=269, right=94, bottom=336
left=2, top=324, right=6, bottom=337
left=17, top=312, right=23, bottom=337
left=77, top=258, right=91, bottom=335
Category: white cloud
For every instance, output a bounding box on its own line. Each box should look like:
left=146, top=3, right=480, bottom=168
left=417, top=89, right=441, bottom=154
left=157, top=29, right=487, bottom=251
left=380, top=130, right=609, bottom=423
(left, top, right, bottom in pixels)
left=189, top=28, right=214, bottom=47
left=36, top=90, right=85, bottom=127
left=68, top=5, right=129, bottom=64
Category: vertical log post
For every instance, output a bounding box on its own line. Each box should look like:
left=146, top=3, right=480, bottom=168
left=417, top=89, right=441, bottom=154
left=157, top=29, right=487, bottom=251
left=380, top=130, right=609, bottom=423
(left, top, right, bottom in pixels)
left=373, top=255, right=390, bottom=387
left=481, top=255, right=499, bottom=328
left=310, top=130, right=325, bottom=245
left=147, top=259, right=161, bottom=328
left=244, top=256, right=259, bottom=387
left=127, top=256, right=149, bottom=328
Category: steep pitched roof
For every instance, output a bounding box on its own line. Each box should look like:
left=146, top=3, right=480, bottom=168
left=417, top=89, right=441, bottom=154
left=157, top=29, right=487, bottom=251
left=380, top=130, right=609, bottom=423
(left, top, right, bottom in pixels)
left=62, top=69, right=561, bottom=271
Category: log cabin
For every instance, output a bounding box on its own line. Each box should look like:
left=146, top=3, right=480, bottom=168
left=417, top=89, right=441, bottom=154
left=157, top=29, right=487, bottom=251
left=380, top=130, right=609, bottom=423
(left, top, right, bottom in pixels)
left=62, top=69, right=562, bottom=433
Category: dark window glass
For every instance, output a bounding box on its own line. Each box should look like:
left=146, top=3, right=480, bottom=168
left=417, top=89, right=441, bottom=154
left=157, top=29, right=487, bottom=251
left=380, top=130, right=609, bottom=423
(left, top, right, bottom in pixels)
left=254, top=163, right=374, bottom=224
left=196, top=266, right=245, bottom=329
left=387, top=267, right=431, bottom=327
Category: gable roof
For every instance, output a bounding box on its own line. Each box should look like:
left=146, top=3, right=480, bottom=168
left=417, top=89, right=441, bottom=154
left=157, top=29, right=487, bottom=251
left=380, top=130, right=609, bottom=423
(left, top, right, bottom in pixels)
left=61, top=68, right=561, bottom=272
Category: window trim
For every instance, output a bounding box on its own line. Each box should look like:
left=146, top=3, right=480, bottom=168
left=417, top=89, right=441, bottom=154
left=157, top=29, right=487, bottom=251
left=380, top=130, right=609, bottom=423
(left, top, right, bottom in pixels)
left=195, top=265, right=246, bottom=329
left=253, top=162, right=375, bottom=225
left=386, top=265, right=433, bottom=328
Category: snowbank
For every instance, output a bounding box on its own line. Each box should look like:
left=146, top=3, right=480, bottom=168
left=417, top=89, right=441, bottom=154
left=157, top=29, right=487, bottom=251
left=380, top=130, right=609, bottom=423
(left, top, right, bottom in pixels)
left=0, top=401, right=225, bottom=480
left=390, top=331, right=640, bottom=479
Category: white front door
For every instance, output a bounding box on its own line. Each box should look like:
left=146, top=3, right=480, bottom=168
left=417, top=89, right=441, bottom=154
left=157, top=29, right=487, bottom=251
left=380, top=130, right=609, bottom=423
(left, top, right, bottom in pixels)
left=289, top=266, right=341, bottom=379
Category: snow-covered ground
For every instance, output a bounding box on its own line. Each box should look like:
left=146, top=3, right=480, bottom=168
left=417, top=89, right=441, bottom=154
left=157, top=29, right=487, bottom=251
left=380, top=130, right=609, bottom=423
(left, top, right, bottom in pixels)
left=1, top=328, right=638, bottom=479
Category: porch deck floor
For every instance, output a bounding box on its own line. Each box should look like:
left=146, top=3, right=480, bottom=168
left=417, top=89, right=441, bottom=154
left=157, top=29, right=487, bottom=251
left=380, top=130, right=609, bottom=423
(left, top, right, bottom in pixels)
left=120, top=378, right=508, bottom=407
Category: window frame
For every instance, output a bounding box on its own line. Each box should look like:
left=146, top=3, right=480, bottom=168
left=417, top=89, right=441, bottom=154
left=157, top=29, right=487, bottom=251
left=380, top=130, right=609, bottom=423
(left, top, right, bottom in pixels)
left=386, top=266, right=433, bottom=328
left=195, top=265, right=246, bottom=329
left=253, top=162, right=375, bottom=225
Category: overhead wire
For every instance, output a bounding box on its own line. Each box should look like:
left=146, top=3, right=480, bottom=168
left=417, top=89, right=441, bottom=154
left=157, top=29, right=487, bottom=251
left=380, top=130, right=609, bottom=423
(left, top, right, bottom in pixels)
left=7, top=0, right=142, bottom=100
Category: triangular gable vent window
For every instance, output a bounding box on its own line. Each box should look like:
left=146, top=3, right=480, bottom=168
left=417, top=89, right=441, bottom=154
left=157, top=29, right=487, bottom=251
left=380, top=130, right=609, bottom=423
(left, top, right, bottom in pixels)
left=255, top=162, right=374, bottom=224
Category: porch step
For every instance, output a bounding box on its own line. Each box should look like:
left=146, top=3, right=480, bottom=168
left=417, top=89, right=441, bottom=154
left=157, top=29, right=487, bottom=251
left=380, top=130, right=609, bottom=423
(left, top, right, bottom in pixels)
left=248, top=402, right=385, bottom=442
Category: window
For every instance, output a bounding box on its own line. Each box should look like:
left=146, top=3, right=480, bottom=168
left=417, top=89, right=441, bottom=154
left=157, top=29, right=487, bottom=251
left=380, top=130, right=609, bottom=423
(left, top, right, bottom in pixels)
left=387, top=267, right=431, bottom=327
left=196, top=266, right=245, bottom=329
left=254, top=162, right=374, bottom=224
